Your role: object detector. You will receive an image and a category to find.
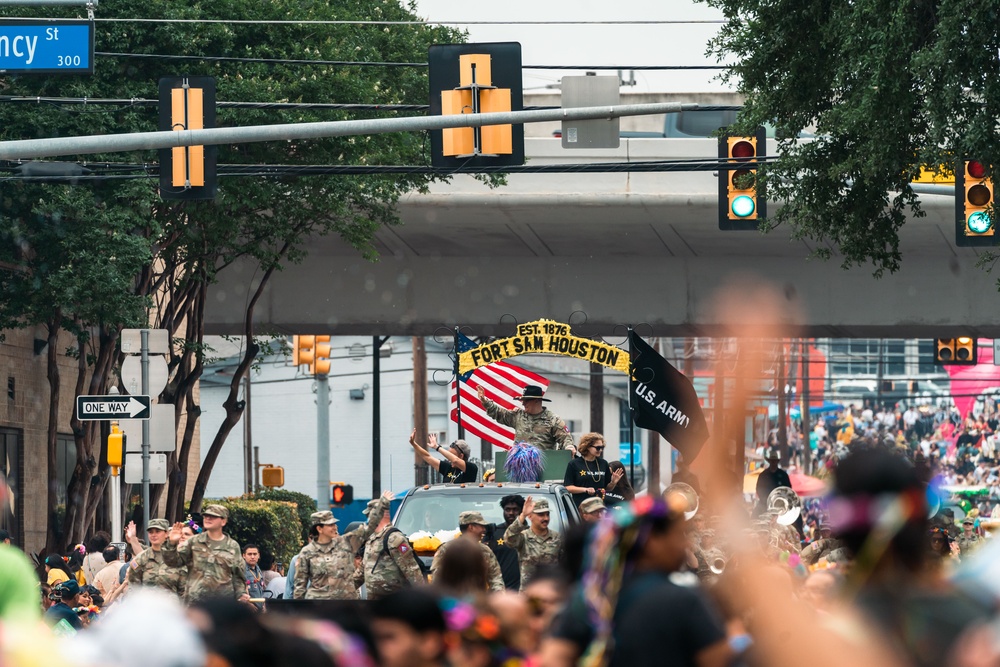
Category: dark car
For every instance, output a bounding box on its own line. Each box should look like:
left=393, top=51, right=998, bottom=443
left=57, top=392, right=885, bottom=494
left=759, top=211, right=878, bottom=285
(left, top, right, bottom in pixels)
left=391, top=482, right=581, bottom=568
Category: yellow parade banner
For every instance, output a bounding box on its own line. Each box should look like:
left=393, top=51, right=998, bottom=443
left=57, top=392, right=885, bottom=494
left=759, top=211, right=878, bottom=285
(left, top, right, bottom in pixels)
left=458, top=319, right=629, bottom=375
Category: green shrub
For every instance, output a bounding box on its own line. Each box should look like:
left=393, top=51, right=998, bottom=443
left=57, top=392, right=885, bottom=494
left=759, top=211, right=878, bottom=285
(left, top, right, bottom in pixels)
left=206, top=497, right=303, bottom=565
left=253, top=489, right=317, bottom=545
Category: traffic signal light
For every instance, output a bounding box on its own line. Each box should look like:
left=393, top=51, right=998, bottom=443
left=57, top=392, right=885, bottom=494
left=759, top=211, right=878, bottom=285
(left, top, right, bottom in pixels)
left=158, top=76, right=217, bottom=201
left=956, top=159, right=995, bottom=247
left=934, top=338, right=977, bottom=365
left=292, top=335, right=332, bottom=375
left=260, top=466, right=284, bottom=488
left=719, top=127, right=767, bottom=230
left=107, top=424, right=125, bottom=467
left=293, top=335, right=316, bottom=368
left=313, top=335, right=332, bottom=375
left=330, top=482, right=354, bottom=506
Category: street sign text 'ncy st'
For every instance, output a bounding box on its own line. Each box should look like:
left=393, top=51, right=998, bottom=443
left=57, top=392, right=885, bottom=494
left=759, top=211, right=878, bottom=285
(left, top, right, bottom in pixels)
left=0, top=21, right=94, bottom=74
left=76, top=395, right=151, bottom=421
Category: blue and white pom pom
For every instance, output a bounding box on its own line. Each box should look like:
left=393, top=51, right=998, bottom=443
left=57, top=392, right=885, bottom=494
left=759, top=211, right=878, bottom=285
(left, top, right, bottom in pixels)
left=504, top=441, right=544, bottom=482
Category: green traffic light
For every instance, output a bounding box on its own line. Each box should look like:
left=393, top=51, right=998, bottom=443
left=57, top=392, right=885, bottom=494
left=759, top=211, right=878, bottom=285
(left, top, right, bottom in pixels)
left=731, top=195, right=756, bottom=218
left=968, top=211, right=993, bottom=235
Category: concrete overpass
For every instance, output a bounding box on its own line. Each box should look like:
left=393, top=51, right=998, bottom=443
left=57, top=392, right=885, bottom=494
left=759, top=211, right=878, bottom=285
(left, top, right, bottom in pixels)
left=206, top=133, right=1000, bottom=339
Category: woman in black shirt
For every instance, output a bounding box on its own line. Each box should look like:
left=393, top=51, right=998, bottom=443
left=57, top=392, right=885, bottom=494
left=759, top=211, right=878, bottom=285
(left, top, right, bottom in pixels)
left=409, top=430, right=479, bottom=483
left=563, top=432, right=613, bottom=505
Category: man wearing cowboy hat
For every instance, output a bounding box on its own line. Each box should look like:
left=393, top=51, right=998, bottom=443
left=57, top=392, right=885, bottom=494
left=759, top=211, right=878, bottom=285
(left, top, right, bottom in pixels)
left=754, top=448, right=792, bottom=517
left=476, top=384, right=573, bottom=451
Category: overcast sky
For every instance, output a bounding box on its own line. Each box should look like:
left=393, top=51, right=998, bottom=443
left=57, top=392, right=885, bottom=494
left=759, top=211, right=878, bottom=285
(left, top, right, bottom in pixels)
left=411, top=0, right=734, bottom=94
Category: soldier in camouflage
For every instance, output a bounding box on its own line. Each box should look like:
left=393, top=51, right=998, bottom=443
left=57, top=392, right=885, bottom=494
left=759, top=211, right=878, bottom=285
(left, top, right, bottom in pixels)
left=163, top=504, right=249, bottom=604
left=800, top=523, right=844, bottom=565
left=294, top=491, right=392, bottom=600
left=477, top=384, right=573, bottom=451
left=363, top=497, right=425, bottom=600
left=127, top=518, right=186, bottom=597
left=957, top=517, right=981, bottom=558
left=430, top=511, right=505, bottom=592
left=503, top=496, right=562, bottom=589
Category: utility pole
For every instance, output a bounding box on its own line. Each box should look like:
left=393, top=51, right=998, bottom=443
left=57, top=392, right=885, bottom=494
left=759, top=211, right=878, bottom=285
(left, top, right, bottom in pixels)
left=777, top=339, right=788, bottom=466
left=412, top=336, right=428, bottom=486
left=801, top=339, right=812, bottom=474
left=589, top=362, right=603, bottom=433
left=316, top=371, right=330, bottom=511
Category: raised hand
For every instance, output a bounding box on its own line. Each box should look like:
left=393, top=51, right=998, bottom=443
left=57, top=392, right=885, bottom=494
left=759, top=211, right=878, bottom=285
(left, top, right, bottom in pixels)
left=381, top=490, right=395, bottom=502
left=521, top=496, right=534, bottom=519
left=477, top=385, right=486, bottom=402
left=168, top=522, right=184, bottom=544
left=428, top=433, right=438, bottom=450
left=610, top=468, right=624, bottom=487
left=409, top=429, right=418, bottom=447
left=125, top=521, right=136, bottom=541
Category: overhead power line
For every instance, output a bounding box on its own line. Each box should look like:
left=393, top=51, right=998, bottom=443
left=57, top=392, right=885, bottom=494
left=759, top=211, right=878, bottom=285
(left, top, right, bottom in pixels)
left=95, top=52, right=728, bottom=70
left=86, top=18, right=726, bottom=26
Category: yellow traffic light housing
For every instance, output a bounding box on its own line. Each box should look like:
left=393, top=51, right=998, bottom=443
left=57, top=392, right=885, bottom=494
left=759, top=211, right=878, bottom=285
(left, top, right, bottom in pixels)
left=441, top=52, right=513, bottom=157
left=934, top=337, right=977, bottom=365
left=313, top=335, right=332, bottom=375
left=293, top=335, right=316, bottom=368
left=107, top=424, right=125, bottom=467
left=956, top=159, right=996, bottom=247
left=719, top=127, right=767, bottom=230
left=158, top=76, right=217, bottom=201
left=260, top=466, right=285, bottom=488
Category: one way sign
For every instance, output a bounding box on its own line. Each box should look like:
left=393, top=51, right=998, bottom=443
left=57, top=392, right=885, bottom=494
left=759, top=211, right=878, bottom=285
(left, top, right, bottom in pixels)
left=76, top=395, right=151, bottom=421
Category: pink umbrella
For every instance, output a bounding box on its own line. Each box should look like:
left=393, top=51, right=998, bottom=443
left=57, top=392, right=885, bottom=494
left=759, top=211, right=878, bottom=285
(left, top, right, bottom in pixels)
left=788, top=472, right=827, bottom=497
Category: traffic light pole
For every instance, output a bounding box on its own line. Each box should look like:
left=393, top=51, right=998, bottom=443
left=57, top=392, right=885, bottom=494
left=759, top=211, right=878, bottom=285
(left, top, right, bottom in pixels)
left=140, top=329, right=151, bottom=539
left=0, top=103, right=702, bottom=161
left=316, top=374, right=330, bottom=511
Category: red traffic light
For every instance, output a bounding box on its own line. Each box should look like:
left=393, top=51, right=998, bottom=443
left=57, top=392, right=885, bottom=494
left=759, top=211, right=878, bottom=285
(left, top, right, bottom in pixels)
left=968, top=161, right=988, bottom=179
left=731, top=140, right=755, bottom=159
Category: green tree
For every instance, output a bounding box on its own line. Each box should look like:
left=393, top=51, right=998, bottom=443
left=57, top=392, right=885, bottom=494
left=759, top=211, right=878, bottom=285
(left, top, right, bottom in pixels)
left=703, top=0, right=1000, bottom=275
left=0, top=0, right=464, bottom=548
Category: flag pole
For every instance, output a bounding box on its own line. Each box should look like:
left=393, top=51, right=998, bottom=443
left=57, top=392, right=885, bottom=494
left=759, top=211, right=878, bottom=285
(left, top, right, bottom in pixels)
left=628, top=326, right=636, bottom=489
left=454, top=327, right=466, bottom=439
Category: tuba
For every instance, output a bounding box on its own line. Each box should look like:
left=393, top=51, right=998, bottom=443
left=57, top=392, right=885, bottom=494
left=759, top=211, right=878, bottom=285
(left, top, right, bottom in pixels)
left=664, top=482, right=700, bottom=521
left=767, top=486, right=802, bottom=526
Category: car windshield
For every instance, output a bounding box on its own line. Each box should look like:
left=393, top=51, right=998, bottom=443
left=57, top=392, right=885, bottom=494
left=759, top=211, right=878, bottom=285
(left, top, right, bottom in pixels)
left=394, top=490, right=568, bottom=536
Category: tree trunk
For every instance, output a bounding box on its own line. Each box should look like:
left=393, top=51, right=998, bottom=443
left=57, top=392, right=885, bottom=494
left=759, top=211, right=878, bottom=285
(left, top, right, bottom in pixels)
left=44, top=318, right=62, bottom=554
left=189, top=249, right=280, bottom=510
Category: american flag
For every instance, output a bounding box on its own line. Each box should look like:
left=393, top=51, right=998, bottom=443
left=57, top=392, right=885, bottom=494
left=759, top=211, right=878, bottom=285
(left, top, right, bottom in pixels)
left=450, top=331, right=549, bottom=450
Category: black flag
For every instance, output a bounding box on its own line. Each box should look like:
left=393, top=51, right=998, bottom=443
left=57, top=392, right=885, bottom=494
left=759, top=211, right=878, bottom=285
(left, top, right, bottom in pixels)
left=629, top=331, right=710, bottom=461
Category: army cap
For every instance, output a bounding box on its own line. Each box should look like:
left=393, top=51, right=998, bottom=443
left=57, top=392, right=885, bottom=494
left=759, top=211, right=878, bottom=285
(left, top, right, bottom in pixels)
left=148, top=518, right=170, bottom=531
left=363, top=498, right=385, bottom=516
left=202, top=504, right=228, bottom=519
left=579, top=497, right=606, bottom=514
left=311, top=510, right=339, bottom=526
left=531, top=498, right=551, bottom=514
left=963, top=517, right=976, bottom=526
left=458, top=511, right=488, bottom=526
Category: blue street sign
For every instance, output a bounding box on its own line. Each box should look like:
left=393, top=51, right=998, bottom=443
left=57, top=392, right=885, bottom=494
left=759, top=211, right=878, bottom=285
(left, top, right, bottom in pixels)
left=0, top=21, right=93, bottom=74
left=619, top=443, right=642, bottom=466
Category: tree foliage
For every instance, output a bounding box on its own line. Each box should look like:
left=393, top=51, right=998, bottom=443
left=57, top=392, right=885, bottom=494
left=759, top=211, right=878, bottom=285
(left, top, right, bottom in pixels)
left=0, top=0, right=464, bottom=549
left=703, top=0, right=1000, bottom=275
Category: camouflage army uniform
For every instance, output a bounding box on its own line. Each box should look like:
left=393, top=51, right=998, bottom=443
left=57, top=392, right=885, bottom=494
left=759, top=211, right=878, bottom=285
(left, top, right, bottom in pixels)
left=482, top=399, right=573, bottom=450
left=957, top=533, right=981, bottom=557
left=294, top=499, right=388, bottom=600
left=127, top=547, right=186, bottom=597
left=363, top=525, right=424, bottom=600
left=503, top=518, right=561, bottom=589
left=162, top=532, right=245, bottom=603
left=800, top=538, right=844, bottom=565
left=430, top=539, right=505, bottom=592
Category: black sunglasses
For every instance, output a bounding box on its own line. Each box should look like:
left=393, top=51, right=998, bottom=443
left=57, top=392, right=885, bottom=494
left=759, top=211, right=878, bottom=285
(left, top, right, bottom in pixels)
left=593, top=446, right=605, bottom=451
